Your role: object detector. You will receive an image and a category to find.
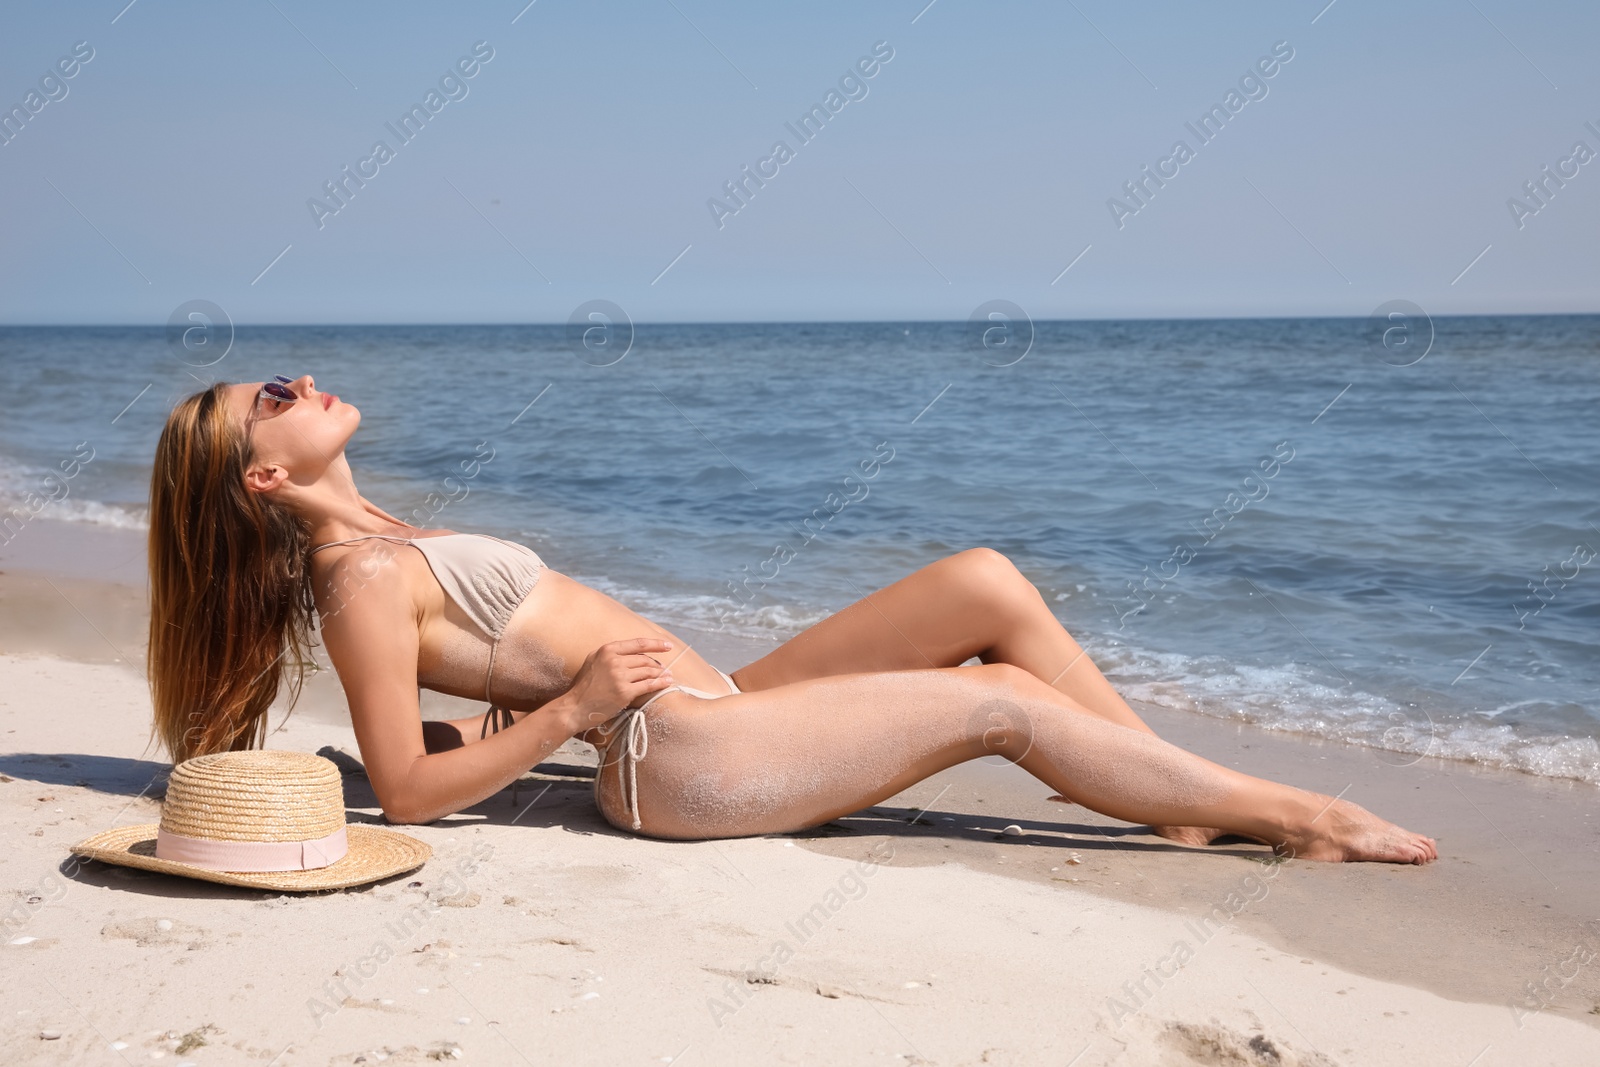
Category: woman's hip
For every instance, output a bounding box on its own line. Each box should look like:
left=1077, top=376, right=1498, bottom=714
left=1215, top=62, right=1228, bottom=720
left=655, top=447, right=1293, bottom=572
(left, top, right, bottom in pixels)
left=588, top=686, right=740, bottom=837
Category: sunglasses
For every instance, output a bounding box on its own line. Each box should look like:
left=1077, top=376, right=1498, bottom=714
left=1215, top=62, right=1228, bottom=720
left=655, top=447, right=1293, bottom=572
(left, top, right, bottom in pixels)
left=257, top=375, right=298, bottom=410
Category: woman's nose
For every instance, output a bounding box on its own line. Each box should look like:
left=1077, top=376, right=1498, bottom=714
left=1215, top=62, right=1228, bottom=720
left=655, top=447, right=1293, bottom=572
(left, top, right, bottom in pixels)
left=293, top=374, right=315, bottom=396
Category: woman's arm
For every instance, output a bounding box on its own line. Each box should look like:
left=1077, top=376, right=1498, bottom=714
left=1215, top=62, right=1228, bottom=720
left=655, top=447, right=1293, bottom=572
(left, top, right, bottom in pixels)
left=319, top=557, right=675, bottom=824
left=393, top=694, right=590, bottom=824
left=320, top=570, right=587, bottom=823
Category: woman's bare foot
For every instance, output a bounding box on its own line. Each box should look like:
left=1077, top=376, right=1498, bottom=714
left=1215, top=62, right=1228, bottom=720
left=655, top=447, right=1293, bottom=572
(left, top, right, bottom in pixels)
left=1279, top=794, right=1438, bottom=864
left=1057, top=790, right=1436, bottom=862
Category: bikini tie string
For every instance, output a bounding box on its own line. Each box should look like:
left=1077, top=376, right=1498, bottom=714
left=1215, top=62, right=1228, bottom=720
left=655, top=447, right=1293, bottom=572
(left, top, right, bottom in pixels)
left=479, top=704, right=514, bottom=740
left=593, top=703, right=651, bottom=832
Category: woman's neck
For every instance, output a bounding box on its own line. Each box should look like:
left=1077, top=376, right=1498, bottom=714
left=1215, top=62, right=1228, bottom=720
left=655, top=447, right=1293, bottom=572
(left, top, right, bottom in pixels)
left=278, top=460, right=418, bottom=547
left=306, top=501, right=419, bottom=548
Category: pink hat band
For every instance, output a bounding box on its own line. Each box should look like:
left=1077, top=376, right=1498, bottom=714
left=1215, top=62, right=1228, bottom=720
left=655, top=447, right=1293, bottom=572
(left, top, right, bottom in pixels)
left=154, top=825, right=349, bottom=873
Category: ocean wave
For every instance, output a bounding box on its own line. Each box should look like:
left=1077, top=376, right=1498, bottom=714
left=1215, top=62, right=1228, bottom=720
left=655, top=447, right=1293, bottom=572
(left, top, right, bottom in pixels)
left=574, top=574, right=831, bottom=640
left=1095, top=641, right=1600, bottom=786
left=0, top=462, right=149, bottom=532
left=38, top=497, right=149, bottom=530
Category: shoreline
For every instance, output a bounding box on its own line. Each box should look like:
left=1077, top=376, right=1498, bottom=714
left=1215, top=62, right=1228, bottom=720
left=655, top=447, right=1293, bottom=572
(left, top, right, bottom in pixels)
left=4, top=516, right=1598, bottom=1060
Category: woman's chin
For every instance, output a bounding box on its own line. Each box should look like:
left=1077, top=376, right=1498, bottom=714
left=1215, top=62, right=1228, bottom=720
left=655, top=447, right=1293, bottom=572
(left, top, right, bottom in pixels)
left=326, top=410, right=360, bottom=455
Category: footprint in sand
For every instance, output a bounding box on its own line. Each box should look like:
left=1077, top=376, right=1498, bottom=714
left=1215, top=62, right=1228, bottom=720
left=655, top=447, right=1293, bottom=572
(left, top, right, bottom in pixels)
left=7, top=935, right=59, bottom=949
left=341, top=998, right=408, bottom=1015
left=101, top=917, right=209, bottom=949
left=428, top=890, right=481, bottom=908
left=1161, top=1020, right=1339, bottom=1066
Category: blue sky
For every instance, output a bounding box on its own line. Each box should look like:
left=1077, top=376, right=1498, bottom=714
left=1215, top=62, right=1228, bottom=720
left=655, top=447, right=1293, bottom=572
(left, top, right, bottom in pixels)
left=2, top=1, right=1595, bottom=324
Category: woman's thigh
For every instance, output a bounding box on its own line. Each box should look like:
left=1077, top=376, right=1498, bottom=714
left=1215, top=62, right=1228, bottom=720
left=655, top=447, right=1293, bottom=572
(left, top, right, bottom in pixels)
left=592, top=664, right=1028, bottom=840
left=730, top=548, right=1025, bottom=692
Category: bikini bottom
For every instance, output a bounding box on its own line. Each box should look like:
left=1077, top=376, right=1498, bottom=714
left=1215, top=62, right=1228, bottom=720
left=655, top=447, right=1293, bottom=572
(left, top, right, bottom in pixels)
left=589, top=666, right=740, bottom=831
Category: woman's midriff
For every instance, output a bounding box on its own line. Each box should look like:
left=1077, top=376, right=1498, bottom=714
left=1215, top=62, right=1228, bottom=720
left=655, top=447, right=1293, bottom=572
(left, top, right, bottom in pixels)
left=468, top=571, right=742, bottom=831
left=512, top=570, right=734, bottom=696
left=416, top=566, right=739, bottom=711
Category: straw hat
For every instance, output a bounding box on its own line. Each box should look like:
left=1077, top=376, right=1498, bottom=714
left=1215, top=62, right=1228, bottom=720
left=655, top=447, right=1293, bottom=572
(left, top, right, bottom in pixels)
left=70, top=750, right=431, bottom=892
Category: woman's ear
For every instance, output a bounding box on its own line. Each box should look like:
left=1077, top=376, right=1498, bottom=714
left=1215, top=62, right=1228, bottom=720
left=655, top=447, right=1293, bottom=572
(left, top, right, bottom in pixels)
left=244, top=462, right=288, bottom=495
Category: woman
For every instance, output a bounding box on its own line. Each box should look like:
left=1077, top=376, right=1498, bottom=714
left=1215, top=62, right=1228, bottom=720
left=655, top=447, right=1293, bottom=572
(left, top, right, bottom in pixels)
left=146, top=375, right=1437, bottom=863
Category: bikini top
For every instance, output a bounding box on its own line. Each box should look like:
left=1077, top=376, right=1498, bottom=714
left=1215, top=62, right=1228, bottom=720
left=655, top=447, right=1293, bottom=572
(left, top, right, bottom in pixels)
left=309, top=531, right=547, bottom=701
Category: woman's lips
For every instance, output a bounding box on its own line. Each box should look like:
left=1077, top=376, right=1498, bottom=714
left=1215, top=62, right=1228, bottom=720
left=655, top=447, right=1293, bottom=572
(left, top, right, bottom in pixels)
left=323, top=393, right=335, bottom=410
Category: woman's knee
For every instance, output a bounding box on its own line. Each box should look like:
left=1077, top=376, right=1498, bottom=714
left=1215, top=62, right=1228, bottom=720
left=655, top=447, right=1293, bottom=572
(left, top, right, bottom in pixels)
left=967, top=660, right=1084, bottom=713
left=965, top=660, right=1037, bottom=693
left=948, top=547, right=1043, bottom=615
left=954, top=662, right=1042, bottom=759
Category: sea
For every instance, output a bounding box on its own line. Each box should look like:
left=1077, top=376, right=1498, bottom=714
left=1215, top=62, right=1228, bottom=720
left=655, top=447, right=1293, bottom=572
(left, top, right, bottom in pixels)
left=2, top=316, right=1596, bottom=784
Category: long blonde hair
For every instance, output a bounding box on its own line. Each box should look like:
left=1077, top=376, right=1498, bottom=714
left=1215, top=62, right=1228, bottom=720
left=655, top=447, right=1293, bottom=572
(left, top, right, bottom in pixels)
left=147, top=383, right=317, bottom=763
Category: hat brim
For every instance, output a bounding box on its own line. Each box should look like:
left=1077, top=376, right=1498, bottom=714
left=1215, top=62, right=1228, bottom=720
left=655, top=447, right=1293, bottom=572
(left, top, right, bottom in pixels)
left=68, top=823, right=432, bottom=893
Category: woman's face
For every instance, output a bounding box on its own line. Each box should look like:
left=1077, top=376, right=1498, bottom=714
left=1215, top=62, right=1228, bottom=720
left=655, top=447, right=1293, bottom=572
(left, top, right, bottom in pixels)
left=226, top=375, right=360, bottom=490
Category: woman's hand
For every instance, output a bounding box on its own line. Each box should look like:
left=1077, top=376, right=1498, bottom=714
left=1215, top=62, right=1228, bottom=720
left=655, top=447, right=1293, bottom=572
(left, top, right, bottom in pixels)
left=563, top=638, right=677, bottom=737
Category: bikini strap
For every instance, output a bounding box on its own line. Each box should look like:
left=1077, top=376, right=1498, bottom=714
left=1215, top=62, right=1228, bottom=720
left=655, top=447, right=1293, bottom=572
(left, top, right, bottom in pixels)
left=308, top=534, right=415, bottom=555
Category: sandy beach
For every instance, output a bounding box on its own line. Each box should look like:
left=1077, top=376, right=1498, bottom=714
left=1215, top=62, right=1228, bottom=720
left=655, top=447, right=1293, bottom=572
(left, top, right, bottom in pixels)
left=4, top=518, right=1598, bottom=1066
left=8, top=0, right=1600, bottom=1058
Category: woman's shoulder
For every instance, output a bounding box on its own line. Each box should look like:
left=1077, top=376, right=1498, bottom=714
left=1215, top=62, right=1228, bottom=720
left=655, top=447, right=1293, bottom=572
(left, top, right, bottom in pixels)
left=311, top=536, right=426, bottom=622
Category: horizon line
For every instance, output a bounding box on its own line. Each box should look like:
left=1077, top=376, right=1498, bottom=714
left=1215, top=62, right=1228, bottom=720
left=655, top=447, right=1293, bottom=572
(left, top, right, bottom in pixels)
left=4, top=309, right=1599, bottom=330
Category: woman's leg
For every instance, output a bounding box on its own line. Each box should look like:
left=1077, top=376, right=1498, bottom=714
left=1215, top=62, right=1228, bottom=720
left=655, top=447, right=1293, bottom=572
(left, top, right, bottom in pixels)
left=733, top=548, right=1154, bottom=735
left=731, top=548, right=1240, bottom=842
left=599, top=662, right=1437, bottom=864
